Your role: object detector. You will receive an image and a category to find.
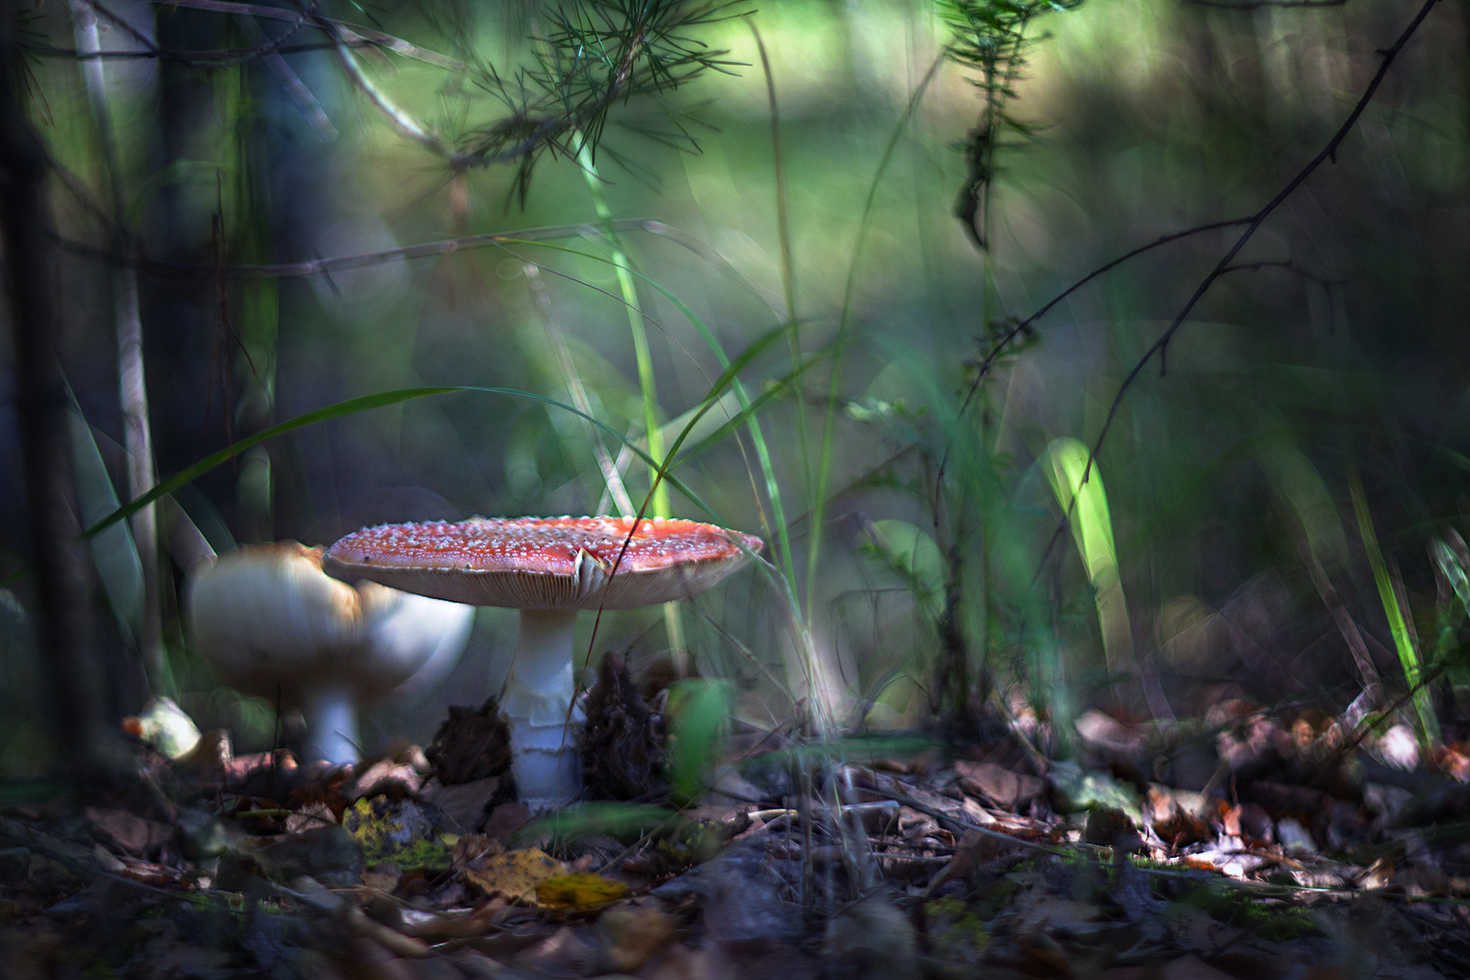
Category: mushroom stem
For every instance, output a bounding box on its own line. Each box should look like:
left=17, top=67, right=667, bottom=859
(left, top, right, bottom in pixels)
left=300, top=681, right=362, bottom=765
left=501, top=608, right=585, bottom=808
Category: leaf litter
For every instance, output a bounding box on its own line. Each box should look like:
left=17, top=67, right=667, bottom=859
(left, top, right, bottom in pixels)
left=4, top=691, right=1470, bottom=979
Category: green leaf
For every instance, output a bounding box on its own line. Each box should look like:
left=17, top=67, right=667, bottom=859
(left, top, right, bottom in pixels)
left=1044, top=437, right=1133, bottom=675
left=666, top=679, right=730, bottom=804
left=863, top=519, right=945, bottom=618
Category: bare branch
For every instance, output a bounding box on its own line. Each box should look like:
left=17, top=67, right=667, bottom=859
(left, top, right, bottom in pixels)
left=24, top=37, right=409, bottom=62
left=235, top=10, right=336, bottom=141
left=151, top=0, right=466, bottom=70
left=1038, top=0, right=1443, bottom=578
left=325, top=26, right=444, bottom=153
left=57, top=218, right=667, bottom=280
left=934, top=216, right=1253, bottom=507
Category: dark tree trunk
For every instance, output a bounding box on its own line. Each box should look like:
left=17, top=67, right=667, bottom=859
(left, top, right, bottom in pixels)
left=1, top=4, right=125, bottom=782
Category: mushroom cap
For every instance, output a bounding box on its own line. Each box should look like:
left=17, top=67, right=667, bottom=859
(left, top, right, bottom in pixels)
left=322, top=516, right=764, bottom=610
left=185, top=541, right=474, bottom=703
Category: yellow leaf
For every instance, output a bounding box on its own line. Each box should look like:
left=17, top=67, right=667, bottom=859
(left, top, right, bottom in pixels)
left=462, top=848, right=568, bottom=904
left=534, top=872, right=631, bottom=910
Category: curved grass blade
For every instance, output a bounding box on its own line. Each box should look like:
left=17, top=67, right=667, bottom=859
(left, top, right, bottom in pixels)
left=1045, top=437, right=1132, bottom=681
left=82, top=386, right=710, bottom=542
left=676, top=345, right=832, bottom=464
left=66, top=400, right=144, bottom=646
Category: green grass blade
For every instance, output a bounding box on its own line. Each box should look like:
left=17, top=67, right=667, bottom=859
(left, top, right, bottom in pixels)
left=495, top=237, right=801, bottom=606
left=82, top=386, right=712, bottom=542
left=1347, top=463, right=1438, bottom=742
left=1044, top=437, right=1133, bottom=679
left=576, top=140, right=670, bottom=520
left=676, top=346, right=832, bottom=464
left=750, top=22, right=811, bottom=507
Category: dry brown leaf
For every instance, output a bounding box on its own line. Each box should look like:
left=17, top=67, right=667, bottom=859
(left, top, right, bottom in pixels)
left=599, top=903, right=679, bottom=972
left=398, top=899, right=509, bottom=941
left=84, top=807, right=172, bottom=858
left=954, top=760, right=1044, bottom=812
left=924, top=828, right=1023, bottom=896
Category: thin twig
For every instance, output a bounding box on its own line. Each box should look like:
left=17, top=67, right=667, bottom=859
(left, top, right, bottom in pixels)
left=84, top=0, right=163, bottom=59
left=934, top=216, right=1253, bottom=508
left=70, top=0, right=165, bottom=693
left=234, top=9, right=336, bottom=141
left=24, top=38, right=412, bottom=62
left=152, top=0, right=466, bottom=70
left=1309, top=664, right=1448, bottom=786
left=324, top=23, right=447, bottom=156
left=57, top=219, right=664, bottom=280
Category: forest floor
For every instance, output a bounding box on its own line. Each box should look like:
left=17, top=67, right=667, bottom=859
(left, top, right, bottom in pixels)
left=4, top=687, right=1470, bottom=980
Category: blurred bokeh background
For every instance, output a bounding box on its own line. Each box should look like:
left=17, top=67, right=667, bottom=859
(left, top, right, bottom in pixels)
left=3, top=0, right=1468, bottom=772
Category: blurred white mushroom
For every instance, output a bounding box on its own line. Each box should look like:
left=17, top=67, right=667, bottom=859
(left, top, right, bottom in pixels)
left=185, top=541, right=473, bottom=764
left=122, top=696, right=202, bottom=759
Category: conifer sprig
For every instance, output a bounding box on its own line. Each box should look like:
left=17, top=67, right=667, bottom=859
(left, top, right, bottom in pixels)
left=939, top=0, right=1084, bottom=249
left=459, top=1, right=747, bottom=204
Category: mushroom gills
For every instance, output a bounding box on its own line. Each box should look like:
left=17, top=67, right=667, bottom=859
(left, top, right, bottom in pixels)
left=573, top=548, right=607, bottom=600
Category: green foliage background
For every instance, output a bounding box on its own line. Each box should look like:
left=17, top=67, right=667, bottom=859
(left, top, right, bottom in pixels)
left=3, top=0, right=1468, bottom=766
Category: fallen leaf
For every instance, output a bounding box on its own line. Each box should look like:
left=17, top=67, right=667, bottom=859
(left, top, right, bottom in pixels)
left=1147, top=787, right=1212, bottom=848
left=482, top=802, right=533, bottom=840
left=534, top=872, right=631, bottom=911
left=598, top=903, right=679, bottom=972
left=1435, top=743, right=1470, bottom=782
left=1376, top=724, right=1419, bottom=771
left=955, top=760, right=1043, bottom=812
left=174, top=728, right=233, bottom=776
left=284, top=801, right=338, bottom=834
left=121, top=696, right=201, bottom=760
left=512, top=925, right=600, bottom=975
left=420, top=777, right=501, bottom=833
left=462, top=848, right=568, bottom=904
left=85, top=807, right=173, bottom=858
left=1048, top=760, right=1144, bottom=824
left=924, top=828, right=1021, bottom=896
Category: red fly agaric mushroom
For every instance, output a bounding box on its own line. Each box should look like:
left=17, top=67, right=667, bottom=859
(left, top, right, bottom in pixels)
left=322, top=516, right=763, bottom=809
left=185, top=541, right=474, bottom=765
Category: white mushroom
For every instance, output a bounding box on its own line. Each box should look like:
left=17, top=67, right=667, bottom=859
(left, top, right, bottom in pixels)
left=322, top=516, right=763, bottom=809
left=185, top=541, right=474, bottom=764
